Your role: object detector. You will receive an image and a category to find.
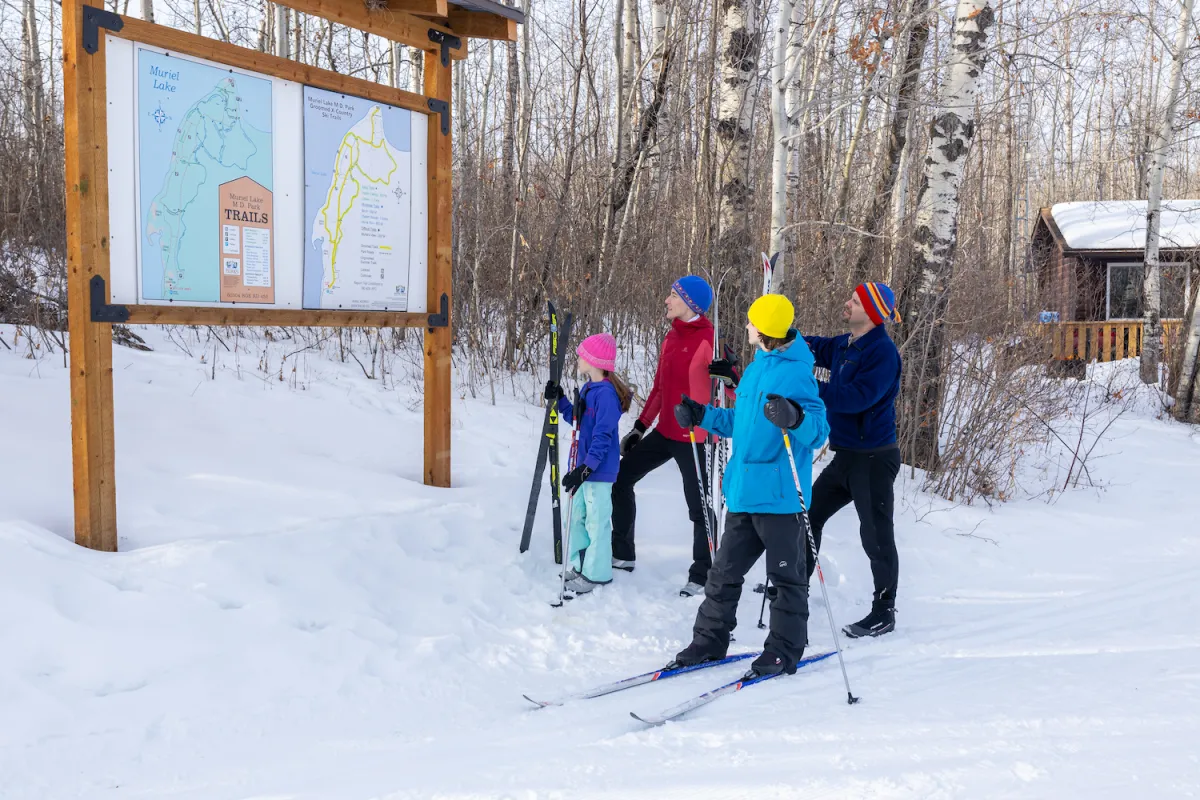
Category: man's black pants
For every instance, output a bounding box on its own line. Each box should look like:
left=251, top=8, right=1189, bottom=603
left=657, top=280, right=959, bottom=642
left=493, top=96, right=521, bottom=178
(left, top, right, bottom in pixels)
left=806, top=447, right=901, bottom=609
left=690, top=512, right=810, bottom=665
left=611, top=430, right=713, bottom=585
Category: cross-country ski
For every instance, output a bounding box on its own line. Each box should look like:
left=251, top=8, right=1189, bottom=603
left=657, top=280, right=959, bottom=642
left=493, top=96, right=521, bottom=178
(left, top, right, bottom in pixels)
left=630, top=651, right=835, bottom=725
left=522, top=652, right=758, bottom=708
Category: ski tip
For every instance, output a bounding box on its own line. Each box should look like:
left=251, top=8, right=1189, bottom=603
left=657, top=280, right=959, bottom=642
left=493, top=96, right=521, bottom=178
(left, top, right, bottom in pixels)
left=630, top=711, right=664, bottom=726
left=523, top=694, right=555, bottom=708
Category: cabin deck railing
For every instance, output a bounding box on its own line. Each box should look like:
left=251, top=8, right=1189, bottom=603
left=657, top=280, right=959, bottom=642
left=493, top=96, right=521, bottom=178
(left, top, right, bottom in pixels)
left=1043, top=320, right=1185, bottom=362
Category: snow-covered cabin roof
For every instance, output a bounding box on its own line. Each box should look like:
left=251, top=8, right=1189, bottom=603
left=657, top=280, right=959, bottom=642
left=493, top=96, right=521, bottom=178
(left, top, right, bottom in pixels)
left=1049, top=200, right=1200, bottom=251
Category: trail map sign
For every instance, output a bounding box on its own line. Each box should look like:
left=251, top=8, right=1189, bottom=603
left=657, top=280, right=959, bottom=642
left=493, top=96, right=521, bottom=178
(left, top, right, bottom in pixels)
left=137, top=49, right=275, bottom=304
left=303, top=87, right=422, bottom=311
left=105, top=42, right=429, bottom=313
left=64, top=0, right=523, bottom=551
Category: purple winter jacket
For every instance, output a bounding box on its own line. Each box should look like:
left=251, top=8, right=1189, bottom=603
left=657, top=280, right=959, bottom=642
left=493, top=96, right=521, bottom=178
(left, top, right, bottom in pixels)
left=557, top=379, right=623, bottom=483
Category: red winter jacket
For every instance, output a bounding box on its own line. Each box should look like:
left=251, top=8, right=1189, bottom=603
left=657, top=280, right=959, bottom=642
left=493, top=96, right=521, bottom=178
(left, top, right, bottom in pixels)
left=638, top=316, right=715, bottom=442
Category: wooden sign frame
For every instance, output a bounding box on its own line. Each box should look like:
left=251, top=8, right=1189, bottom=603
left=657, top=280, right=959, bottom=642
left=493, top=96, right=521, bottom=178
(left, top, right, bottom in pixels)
left=62, top=0, right=477, bottom=551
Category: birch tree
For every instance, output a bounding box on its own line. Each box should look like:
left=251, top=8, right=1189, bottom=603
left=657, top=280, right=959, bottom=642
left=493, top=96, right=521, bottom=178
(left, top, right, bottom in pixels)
left=768, top=0, right=796, bottom=268
left=714, top=0, right=759, bottom=281
left=21, top=0, right=44, bottom=143
left=1176, top=281, right=1200, bottom=422
left=1139, top=0, right=1194, bottom=385
left=896, top=0, right=995, bottom=469
left=275, top=3, right=290, bottom=58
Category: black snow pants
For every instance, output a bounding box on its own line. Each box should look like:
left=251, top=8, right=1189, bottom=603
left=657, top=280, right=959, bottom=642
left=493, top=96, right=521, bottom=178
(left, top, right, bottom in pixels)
left=611, top=430, right=713, bottom=585
left=807, top=447, right=901, bottom=609
left=689, top=512, right=810, bottom=667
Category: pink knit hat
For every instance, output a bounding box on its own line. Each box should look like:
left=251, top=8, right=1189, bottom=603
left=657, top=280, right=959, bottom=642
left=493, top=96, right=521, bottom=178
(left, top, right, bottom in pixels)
left=577, top=333, right=617, bottom=372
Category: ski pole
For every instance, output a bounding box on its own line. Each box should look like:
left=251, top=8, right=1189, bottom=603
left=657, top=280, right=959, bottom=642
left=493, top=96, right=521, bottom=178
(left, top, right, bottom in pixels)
left=688, top=428, right=717, bottom=560
left=552, top=390, right=582, bottom=608
left=756, top=577, right=769, bottom=629
left=781, top=429, right=860, bottom=705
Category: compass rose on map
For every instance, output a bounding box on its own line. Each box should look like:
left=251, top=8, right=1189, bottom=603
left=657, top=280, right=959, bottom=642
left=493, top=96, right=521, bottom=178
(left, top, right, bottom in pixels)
left=393, top=185, right=406, bottom=203
left=151, top=103, right=171, bottom=131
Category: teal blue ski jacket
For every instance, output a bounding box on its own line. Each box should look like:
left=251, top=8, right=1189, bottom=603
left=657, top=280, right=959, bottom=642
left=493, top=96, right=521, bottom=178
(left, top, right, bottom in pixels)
left=700, top=331, right=829, bottom=514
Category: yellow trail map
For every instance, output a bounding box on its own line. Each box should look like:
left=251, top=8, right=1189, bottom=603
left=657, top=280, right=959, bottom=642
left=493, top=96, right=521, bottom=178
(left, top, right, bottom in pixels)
left=317, top=107, right=398, bottom=290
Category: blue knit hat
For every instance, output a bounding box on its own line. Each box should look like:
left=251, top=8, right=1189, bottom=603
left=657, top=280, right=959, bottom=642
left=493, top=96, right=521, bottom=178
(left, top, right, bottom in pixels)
left=672, top=276, right=713, bottom=315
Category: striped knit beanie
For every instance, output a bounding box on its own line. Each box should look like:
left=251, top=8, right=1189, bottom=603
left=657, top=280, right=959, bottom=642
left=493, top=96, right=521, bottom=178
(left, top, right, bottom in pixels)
left=855, top=282, right=901, bottom=325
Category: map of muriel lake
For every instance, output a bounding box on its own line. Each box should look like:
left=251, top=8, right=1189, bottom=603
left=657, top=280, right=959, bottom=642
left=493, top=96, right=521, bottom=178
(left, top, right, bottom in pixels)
left=137, top=48, right=273, bottom=303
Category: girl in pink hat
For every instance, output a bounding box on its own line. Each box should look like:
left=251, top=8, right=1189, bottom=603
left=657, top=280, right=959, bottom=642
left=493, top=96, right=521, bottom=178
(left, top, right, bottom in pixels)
left=544, top=333, right=632, bottom=596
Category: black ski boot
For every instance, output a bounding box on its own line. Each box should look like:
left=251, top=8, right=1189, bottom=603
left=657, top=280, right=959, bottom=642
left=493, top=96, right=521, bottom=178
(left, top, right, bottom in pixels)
left=666, top=641, right=727, bottom=670
left=747, top=650, right=797, bottom=678
left=842, top=606, right=895, bottom=639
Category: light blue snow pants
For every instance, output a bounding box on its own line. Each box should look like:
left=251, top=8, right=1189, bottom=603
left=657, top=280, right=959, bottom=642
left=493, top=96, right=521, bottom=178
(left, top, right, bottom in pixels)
left=568, top=481, right=614, bottom=584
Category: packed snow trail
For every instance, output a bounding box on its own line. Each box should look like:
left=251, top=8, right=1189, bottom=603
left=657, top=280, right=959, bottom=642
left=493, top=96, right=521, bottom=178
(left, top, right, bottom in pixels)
left=1, top=326, right=1199, bottom=798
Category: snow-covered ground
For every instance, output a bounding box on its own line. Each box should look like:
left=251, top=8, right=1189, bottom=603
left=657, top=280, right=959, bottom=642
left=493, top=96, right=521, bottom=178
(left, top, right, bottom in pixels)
left=2, top=326, right=1200, bottom=799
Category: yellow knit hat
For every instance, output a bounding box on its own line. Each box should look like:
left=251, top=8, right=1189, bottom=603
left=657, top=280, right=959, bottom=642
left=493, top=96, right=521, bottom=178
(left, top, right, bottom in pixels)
left=747, top=294, right=794, bottom=339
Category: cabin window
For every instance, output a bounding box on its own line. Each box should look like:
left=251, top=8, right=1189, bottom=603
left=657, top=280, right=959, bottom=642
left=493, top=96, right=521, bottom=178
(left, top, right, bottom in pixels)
left=1105, top=262, right=1189, bottom=320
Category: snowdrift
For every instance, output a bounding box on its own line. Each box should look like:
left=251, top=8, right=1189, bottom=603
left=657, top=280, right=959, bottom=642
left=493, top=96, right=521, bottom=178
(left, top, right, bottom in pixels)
left=2, top=326, right=1199, bottom=798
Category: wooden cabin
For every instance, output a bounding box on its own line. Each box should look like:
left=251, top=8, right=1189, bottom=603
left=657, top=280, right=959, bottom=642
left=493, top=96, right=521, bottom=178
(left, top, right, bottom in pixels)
left=1031, top=201, right=1198, bottom=362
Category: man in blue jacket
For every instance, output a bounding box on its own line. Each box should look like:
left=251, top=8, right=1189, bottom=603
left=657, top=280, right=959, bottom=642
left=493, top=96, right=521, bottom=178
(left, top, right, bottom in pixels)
left=804, top=282, right=903, bottom=639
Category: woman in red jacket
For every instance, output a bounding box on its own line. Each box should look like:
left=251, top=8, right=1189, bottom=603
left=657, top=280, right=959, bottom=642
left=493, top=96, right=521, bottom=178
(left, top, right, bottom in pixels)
left=611, top=276, right=716, bottom=597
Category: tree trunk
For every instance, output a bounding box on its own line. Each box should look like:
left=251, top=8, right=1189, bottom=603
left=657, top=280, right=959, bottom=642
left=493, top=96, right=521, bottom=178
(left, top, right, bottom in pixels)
left=623, top=0, right=639, bottom=149
left=1176, top=277, right=1200, bottom=421
left=768, top=0, right=796, bottom=271
left=1140, top=0, right=1194, bottom=385
left=714, top=0, right=759, bottom=285
left=896, top=0, right=995, bottom=470
left=503, top=40, right=518, bottom=192
left=785, top=0, right=804, bottom=215
left=140, top=0, right=154, bottom=22
left=651, top=0, right=669, bottom=73
left=22, top=0, right=45, bottom=143
left=504, top=0, right=533, bottom=367
left=852, top=0, right=930, bottom=284
left=275, top=2, right=290, bottom=58
left=409, top=47, right=425, bottom=94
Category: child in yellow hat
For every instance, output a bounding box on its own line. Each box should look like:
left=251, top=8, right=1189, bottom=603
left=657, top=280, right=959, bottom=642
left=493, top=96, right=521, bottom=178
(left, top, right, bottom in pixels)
left=668, top=294, right=829, bottom=677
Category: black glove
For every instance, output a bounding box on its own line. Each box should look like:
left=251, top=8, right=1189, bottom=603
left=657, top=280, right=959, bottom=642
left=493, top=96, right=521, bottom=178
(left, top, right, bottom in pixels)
left=708, top=358, right=740, bottom=388
left=673, top=395, right=706, bottom=429
left=620, top=421, right=646, bottom=456
left=562, top=464, right=593, bottom=493
left=544, top=380, right=563, bottom=401
left=763, top=393, right=804, bottom=430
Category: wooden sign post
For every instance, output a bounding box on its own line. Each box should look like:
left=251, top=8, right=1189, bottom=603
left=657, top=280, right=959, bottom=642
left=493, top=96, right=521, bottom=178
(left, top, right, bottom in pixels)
left=62, top=0, right=521, bottom=551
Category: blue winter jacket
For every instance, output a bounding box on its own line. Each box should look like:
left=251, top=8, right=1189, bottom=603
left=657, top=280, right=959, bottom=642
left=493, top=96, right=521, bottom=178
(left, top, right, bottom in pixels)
left=558, top=379, right=622, bottom=483
left=803, top=324, right=901, bottom=451
left=699, top=331, right=829, bottom=514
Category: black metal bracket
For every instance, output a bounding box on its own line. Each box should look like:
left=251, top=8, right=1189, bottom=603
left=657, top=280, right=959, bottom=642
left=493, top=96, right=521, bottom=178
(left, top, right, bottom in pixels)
left=82, top=5, right=123, bottom=55
left=90, top=276, right=131, bottom=323
left=427, top=292, right=449, bottom=330
left=427, top=98, right=450, bottom=136
left=427, top=29, right=462, bottom=68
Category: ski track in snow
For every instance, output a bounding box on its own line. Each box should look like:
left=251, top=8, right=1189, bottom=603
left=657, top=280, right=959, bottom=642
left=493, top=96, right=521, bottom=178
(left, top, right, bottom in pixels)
left=2, top=326, right=1200, bottom=799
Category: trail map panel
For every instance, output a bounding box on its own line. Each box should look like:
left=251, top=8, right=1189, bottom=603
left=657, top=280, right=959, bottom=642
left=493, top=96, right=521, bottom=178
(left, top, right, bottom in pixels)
left=136, top=48, right=274, bottom=303
left=302, top=87, right=414, bottom=311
